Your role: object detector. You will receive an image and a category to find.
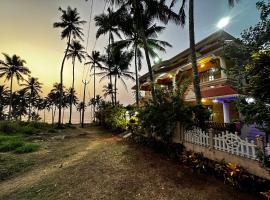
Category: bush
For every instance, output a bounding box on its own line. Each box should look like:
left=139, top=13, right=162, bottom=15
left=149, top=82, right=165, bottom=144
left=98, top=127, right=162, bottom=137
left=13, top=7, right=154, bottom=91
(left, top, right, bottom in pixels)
left=15, top=143, right=39, bottom=153
left=20, top=126, right=39, bottom=135
left=0, top=136, right=24, bottom=152
left=0, top=121, right=19, bottom=134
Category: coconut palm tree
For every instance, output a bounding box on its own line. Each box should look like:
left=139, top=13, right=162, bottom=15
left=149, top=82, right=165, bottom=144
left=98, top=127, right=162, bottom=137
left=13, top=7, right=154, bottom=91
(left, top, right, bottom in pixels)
left=169, top=0, right=238, bottom=104
left=107, top=0, right=179, bottom=102
left=12, top=90, right=28, bottom=120
left=85, top=51, right=104, bottom=104
left=102, top=83, right=114, bottom=100
left=0, top=53, right=30, bottom=119
left=65, top=87, right=79, bottom=123
left=53, top=6, right=86, bottom=127
left=98, top=48, right=135, bottom=103
left=0, top=85, right=9, bottom=120
left=94, top=7, right=125, bottom=103
left=77, top=102, right=86, bottom=124
left=114, top=10, right=172, bottom=106
left=66, top=40, right=86, bottom=124
left=20, top=77, right=43, bottom=121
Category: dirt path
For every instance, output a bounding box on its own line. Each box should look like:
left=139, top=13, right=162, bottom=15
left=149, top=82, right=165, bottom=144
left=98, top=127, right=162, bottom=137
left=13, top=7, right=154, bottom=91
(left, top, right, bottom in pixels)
left=0, top=126, right=256, bottom=200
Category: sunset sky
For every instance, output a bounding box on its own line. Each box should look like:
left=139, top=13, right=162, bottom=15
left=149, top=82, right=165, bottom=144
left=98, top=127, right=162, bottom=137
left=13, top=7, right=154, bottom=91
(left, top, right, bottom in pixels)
left=0, top=0, right=261, bottom=105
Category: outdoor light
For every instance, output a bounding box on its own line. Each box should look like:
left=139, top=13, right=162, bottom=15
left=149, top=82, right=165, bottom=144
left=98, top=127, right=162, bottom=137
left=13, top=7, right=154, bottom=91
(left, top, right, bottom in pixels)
left=201, top=98, right=206, bottom=103
left=213, top=99, right=218, bottom=103
left=201, top=64, right=205, bottom=68
left=246, top=97, right=255, bottom=104
left=134, top=111, right=139, bottom=116
left=217, top=17, right=230, bottom=29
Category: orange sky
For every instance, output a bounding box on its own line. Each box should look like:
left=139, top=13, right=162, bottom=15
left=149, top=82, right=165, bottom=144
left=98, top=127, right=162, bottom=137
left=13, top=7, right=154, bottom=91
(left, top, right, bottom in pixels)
left=0, top=0, right=260, bottom=105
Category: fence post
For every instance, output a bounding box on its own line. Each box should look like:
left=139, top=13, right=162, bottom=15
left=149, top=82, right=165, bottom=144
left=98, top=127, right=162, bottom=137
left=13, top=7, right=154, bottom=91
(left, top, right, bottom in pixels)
left=209, top=128, right=214, bottom=149
left=256, top=135, right=266, bottom=159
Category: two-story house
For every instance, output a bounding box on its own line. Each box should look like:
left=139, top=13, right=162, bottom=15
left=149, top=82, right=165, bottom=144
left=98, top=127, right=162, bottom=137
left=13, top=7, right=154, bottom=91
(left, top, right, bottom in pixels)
left=137, top=30, right=240, bottom=125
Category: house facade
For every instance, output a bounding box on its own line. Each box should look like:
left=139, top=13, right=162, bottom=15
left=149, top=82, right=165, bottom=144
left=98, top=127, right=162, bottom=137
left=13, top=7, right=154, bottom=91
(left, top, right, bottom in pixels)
left=138, top=30, right=240, bottom=124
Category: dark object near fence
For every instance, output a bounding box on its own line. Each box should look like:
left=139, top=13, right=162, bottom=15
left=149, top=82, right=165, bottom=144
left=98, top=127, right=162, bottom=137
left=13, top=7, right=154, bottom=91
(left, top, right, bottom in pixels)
left=204, top=122, right=240, bottom=134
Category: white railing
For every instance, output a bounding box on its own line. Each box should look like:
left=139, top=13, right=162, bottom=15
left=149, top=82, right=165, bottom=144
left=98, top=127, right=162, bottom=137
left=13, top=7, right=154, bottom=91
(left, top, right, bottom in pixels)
left=184, top=128, right=260, bottom=160
left=213, top=131, right=257, bottom=160
left=185, top=128, right=209, bottom=147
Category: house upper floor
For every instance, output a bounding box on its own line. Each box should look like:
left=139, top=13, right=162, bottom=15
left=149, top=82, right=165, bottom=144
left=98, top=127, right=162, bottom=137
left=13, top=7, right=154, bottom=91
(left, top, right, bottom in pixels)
left=136, top=30, right=238, bottom=100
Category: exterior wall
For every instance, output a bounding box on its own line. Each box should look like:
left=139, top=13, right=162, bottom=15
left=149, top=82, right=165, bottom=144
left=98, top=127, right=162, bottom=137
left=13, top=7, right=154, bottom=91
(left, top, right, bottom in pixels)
left=213, top=103, right=224, bottom=123
left=184, top=142, right=270, bottom=180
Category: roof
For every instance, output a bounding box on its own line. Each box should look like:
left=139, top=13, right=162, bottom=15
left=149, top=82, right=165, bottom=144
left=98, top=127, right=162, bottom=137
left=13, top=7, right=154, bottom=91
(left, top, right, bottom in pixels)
left=138, top=30, right=236, bottom=85
left=201, top=86, right=238, bottom=98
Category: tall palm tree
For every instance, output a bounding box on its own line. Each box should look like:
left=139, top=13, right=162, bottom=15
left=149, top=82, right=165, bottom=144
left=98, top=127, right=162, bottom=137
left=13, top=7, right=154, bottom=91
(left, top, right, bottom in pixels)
left=21, top=77, right=43, bottom=121
left=53, top=6, right=86, bottom=127
left=65, top=87, right=79, bottom=123
left=115, top=10, right=172, bottom=106
left=94, top=7, right=125, bottom=103
left=66, top=40, right=86, bottom=124
left=98, top=48, right=135, bottom=103
left=169, top=0, right=238, bottom=104
left=85, top=51, right=104, bottom=104
left=77, top=102, right=86, bottom=124
left=0, top=53, right=30, bottom=119
left=0, top=85, right=9, bottom=120
left=107, top=0, right=179, bottom=102
left=102, top=83, right=114, bottom=100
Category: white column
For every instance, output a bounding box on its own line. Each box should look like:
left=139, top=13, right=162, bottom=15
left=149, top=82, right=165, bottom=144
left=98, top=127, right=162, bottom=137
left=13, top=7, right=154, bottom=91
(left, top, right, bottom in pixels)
left=172, top=75, right=176, bottom=91
left=219, top=57, right=227, bottom=78
left=222, top=102, right=230, bottom=123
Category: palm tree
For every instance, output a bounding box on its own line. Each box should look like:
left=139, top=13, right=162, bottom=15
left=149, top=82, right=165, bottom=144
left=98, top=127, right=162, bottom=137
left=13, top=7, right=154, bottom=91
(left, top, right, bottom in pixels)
left=85, top=51, right=104, bottom=104
left=102, top=83, right=114, bottom=100
left=65, top=87, right=79, bottom=123
left=0, top=85, right=9, bottom=120
left=0, top=53, right=30, bottom=119
left=115, top=10, right=172, bottom=106
left=66, top=40, right=86, bottom=124
left=98, top=48, right=135, bottom=103
left=53, top=6, right=86, bottom=127
left=77, top=102, right=86, bottom=124
left=107, top=0, right=179, bottom=102
left=94, top=7, right=125, bottom=103
left=48, top=83, right=64, bottom=124
left=12, top=90, right=28, bottom=120
left=20, top=77, right=43, bottom=121
left=169, top=0, right=238, bottom=104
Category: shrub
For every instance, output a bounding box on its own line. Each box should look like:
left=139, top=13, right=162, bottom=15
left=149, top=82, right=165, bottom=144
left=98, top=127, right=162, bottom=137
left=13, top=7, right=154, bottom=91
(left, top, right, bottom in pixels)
left=20, top=126, right=39, bottom=135
left=0, top=121, right=19, bottom=134
left=48, top=128, right=57, bottom=133
left=0, top=136, right=24, bottom=152
left=15, top=143, right=39, bottom=153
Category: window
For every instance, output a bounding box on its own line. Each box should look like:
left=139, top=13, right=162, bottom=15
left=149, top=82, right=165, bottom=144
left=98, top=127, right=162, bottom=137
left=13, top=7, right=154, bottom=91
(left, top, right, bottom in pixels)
left=199, top=67, right=221, bottom=83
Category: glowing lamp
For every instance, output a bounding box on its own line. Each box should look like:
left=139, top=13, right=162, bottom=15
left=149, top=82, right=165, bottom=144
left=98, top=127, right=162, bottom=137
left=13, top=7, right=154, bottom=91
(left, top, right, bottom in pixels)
left=201, top=98, right=206, bottom=103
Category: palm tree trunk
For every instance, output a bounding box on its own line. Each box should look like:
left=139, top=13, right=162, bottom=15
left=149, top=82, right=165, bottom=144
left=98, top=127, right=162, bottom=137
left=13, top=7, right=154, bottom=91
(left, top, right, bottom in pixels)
left=69, top=57, right=75, bottom=124
left=28, top=92, right=32, bottom=122
left=93, top=64, right=96, bottom=122
left=134, top=46, right=140, bottom=106
left=133, top=0, right=156, bottom=102
left=108, top=33, right=114, bottom=105
left=79, top=110, right=81, bottom=124
left=189, top=0, right=201, bottom=104
left=114, top=75, right=117, bottom=104
left=58, top=33, right=71, bottom=128
left=62, top=108, right=65, bottom=124
left=81, top=82, right=87, bottom=128
left=8, top=75, right=13, bottom=120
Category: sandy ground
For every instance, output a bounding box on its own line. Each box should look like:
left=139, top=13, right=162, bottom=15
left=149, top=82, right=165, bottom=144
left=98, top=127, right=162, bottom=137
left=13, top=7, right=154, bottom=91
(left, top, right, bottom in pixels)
left=0, top=125, right=256, bottom=200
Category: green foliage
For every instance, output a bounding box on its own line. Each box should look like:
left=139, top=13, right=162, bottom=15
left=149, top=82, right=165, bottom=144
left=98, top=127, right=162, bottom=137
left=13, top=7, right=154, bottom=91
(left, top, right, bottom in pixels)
left=98, top=101, right=127, bottom=132
left=0, top=135, right=24, bottom=152
left=182, top=150, right=270, bottom=193
left=191, top=104, right=211, bottom=130
left=138, top=87, right=192, bottom=142
left=15, top=143, right=39, bottom=154
left=20, top=126, right=39, bottom=135
left=0, top=121, right=19, bottom=134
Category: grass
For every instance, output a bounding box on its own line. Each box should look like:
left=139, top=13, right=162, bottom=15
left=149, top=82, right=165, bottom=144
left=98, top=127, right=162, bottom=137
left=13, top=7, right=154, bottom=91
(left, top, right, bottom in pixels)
left=0, top=153, right=34, bottom=181
left=15, top=144, right=39, bottom=154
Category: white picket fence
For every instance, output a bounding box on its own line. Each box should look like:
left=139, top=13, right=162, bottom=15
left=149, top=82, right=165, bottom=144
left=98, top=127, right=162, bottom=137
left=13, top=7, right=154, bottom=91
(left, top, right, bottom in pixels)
left=184, top=128, right=261, bottom=160
left=266, top=143, right=270, bottom=156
